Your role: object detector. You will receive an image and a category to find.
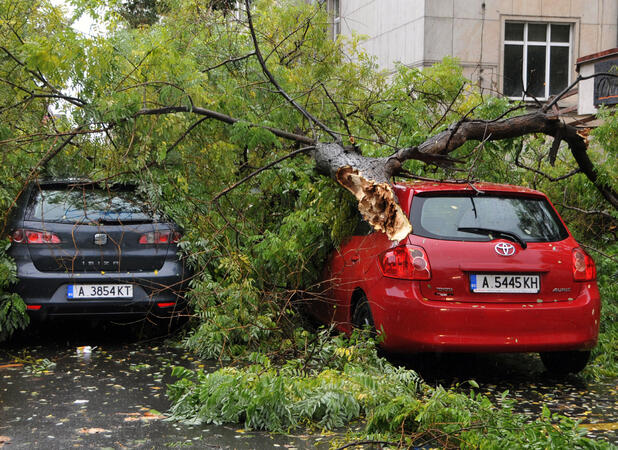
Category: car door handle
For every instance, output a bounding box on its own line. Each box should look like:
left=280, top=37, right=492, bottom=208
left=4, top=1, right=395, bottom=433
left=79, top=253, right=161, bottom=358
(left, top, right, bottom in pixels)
left=349, top=255, right=360, bottom=264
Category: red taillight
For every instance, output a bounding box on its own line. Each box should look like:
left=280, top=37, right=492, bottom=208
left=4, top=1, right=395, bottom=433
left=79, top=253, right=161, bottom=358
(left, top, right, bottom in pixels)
left=26, top=305, right=42, bottom=310
left=139, top=231, right=181, bottom=245
left=11, top=229, right=60, bottom=244
left=11, top=229, right=25, bottom=243
left=157, top=302, right=176, bottom=308
left=379, top=245, right=431, bottom=280
left=572, top=248, right=596, bottom=281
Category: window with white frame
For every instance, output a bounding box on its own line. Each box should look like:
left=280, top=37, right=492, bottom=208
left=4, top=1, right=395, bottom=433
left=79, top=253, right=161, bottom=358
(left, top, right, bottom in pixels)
left=503, top=22, right=572, bottom=99
left=329, top=0, right=341, bottom=38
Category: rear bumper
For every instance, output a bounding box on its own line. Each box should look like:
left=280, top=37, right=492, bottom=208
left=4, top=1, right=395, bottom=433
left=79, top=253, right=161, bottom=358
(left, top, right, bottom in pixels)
left=12, top=259, right=189, bottom=320
left=368, top=282, right=601, bottom=353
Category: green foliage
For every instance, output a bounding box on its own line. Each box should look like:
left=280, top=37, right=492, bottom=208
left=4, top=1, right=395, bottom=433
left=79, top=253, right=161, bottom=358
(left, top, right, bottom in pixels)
left=586, top=243, right=618, bottom=379
left=169, top=331, right=421, bottom=431
left=0, top=240, right=28, bottom=342
left=169, top=332, right=607, bottom=449
left=116, top=0, right=169, bottom=28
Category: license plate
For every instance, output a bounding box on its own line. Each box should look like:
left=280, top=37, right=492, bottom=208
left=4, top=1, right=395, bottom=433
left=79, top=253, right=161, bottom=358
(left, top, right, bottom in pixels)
left=470, top=274, right=540, bottom=293
left=67, top=284, right=133, bottom=299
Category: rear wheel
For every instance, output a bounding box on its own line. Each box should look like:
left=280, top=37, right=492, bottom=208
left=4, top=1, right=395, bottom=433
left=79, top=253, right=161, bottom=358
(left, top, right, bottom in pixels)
left=352, top=294, right=375, bottom=334
left=540, top=350, right=591, bottom=375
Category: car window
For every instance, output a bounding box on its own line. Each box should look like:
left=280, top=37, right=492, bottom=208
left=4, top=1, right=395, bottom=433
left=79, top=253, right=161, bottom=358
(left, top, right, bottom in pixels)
left=410, top=194, right=568, bottom=242
left=26, top=187, right=156, bottom=224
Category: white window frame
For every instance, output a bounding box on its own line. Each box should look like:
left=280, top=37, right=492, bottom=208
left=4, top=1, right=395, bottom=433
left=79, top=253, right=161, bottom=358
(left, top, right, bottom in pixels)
left=329, top=0, right=341, bottom=39
left=503, top=22, right=572, bottom=100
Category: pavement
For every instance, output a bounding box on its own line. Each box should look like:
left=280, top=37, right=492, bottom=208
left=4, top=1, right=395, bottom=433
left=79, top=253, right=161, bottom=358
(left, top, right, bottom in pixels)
left=0, top=322, right=616, bottom=448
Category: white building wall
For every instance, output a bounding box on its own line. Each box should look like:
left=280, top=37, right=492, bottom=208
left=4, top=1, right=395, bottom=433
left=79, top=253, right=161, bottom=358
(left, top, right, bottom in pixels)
left=335, top=0, right=618, bottom=96
left=338, top=0, right=426, bottom=69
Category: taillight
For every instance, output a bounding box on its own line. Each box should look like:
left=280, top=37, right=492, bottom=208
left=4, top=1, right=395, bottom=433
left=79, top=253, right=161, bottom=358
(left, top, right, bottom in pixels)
left=379, top=245, right=431, bottom=280
left=139, top=231, right=181, bottom=245
left=11, top=229, right=24, bottom=243
left=11, top=229, right=61, bottom=244
left=157, top=302, right=176, bottom=308
left=572, top=248, right=596, bottom=281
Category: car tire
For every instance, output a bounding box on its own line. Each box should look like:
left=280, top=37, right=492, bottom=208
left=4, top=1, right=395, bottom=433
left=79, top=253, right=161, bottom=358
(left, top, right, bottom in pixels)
left=352, top=295, right=376, bottom=334
left=540, top=350, right=591, bottom=375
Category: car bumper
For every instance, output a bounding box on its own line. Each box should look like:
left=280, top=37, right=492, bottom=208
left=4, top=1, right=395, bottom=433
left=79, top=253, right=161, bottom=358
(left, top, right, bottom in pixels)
left=12, top=260, right=189, bottom=320
left=369, top=283, right=601, bottom=353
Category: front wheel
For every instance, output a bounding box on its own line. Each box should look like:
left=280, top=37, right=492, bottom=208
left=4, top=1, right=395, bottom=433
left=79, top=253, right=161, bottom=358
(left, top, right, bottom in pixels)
left=540, top=351, right=591, bottom=375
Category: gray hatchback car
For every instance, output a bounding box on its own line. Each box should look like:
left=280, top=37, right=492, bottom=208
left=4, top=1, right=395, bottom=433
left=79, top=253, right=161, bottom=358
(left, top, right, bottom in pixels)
left=7, top=180, right=189, bottom=321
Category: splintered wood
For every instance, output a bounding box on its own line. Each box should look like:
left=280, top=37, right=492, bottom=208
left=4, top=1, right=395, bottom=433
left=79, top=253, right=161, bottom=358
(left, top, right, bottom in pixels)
left=336, top=166, right=412, bottom=241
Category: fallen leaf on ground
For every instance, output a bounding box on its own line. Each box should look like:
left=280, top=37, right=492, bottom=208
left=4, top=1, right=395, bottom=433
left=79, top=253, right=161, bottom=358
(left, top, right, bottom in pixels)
left=0, top=364, right=23, bottom=369
left=580, top=423, right=618, bottom=431
left=142, top=411, right=164, bottom=420
left=79, top=428, right=110, bottom=434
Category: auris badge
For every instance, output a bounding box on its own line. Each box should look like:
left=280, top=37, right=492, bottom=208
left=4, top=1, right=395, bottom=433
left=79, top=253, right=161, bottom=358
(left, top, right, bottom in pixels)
left=93, top=233, right=108, bottom=246
left=495, top=242, right=515, bottom=256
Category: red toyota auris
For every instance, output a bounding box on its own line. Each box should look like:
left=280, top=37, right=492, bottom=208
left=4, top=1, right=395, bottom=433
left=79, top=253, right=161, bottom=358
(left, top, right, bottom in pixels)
left=312, top=181, right=600, bottom=374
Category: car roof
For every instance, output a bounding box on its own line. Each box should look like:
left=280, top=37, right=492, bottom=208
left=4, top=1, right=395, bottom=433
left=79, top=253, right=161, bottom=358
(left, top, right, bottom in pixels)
left=393, top=180, right=546, bottom=197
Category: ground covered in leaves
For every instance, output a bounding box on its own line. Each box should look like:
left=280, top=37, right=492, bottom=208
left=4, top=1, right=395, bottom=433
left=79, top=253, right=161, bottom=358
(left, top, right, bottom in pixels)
left=0, top=323, right=323, bottom=449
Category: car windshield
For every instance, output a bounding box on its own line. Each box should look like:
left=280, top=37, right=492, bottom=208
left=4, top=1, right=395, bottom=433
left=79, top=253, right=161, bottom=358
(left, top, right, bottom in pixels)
left=410, top=193, right=569, bottom=243
left=26, top=187, right=156, bottom=224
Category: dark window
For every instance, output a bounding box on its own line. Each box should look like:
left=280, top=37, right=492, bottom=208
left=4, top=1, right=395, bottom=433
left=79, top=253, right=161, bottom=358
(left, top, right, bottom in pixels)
left=503, top=22, right=571, bottom=98
left=551, top=24, right=570, bottom=43
left=505, top=22, right=524, bottom=40
left=27, top=187, right=155, bottom=224
left=550, top=46, right=569, bottom=95
left=527, top=45, right=546, bottom=97
left=527, top=23, right=547, bottom=41
left=410, top=194, right=568, bottom=243
left=503, top=44, right=524, bottom=95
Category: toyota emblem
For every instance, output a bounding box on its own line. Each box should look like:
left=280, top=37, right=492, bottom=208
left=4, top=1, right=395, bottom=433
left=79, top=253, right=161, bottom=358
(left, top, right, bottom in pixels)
left=495, top=242, right=516, bottom=256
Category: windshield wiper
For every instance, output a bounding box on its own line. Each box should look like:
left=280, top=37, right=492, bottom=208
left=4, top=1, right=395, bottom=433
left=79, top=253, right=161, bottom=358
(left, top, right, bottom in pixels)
left=457, top=227, right=527, bottom=249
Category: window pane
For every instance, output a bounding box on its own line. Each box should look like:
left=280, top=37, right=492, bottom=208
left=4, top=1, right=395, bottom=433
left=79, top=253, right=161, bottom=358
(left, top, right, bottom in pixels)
left=550, top=46, right=569, bottom=95
left=28, top=188, right=154, bottom=224
left=527, top=45, right=546, bottom=97
left=551, top=24, right=570, bottom=42
left=528, top=23, right=547, bottom=41
left=504, top=44, right=523, bottom=96
left=412, top=195, right=568, bottom=242
left=505, top=22, right=524, bottom=40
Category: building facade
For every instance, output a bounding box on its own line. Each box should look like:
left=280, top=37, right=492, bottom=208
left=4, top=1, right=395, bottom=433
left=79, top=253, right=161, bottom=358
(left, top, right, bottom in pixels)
left=327, top=0, right=618, bottom=101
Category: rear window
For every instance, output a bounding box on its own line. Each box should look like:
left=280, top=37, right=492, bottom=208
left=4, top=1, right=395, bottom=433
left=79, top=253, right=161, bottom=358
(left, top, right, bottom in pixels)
left=410, top=194, right=569, bottom=243
left=26, top=186, right=156, bottom=224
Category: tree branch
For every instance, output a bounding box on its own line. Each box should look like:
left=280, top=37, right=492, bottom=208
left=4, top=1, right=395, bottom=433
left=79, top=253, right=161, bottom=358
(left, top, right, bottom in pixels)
left=390, top=112, right=618, bottom=209
left=213, top=146, right=315, bottom=201
left=133, top=105, right=314, bottom=144
left=244, top=0, right=338, bottom=142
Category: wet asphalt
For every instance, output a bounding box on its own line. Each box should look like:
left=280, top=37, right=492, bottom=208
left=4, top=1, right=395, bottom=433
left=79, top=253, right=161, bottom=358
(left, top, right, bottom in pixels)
left=0, top=321, right=616, bottom=448
left=0, top=322, right=322, bottom=449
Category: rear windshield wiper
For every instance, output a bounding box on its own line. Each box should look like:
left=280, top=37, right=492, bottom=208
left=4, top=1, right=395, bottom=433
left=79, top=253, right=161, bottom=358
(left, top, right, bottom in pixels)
left=457, top=227, right=527, bottom=249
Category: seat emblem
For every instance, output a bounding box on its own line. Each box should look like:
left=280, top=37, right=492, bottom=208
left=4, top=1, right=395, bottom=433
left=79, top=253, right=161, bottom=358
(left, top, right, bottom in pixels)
left=94, top=233, right=108, bottom=246
left=495, top=242, right=515, bottom=256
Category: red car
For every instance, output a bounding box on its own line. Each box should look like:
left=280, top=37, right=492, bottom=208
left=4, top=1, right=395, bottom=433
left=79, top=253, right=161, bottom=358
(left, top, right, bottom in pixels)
left=313, top=181, right=600, bottom=374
